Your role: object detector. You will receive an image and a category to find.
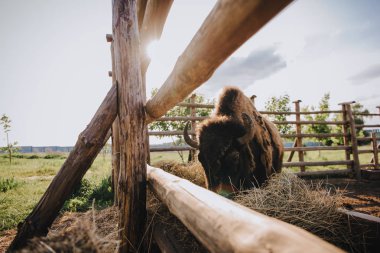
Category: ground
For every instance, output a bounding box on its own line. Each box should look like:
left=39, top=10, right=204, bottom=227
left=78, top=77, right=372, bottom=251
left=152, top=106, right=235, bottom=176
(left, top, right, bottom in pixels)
left=323, top=178, right=380, bottom=217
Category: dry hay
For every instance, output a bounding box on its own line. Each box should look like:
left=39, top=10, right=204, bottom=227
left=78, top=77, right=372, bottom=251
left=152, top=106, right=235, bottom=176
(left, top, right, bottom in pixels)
left=151, top=161, right=369, bottom=252
left=19, top=205, right=120, bottom=253
left=14, top=161, right=371, bottom=252
left=234, top=172, right=367, bottom=252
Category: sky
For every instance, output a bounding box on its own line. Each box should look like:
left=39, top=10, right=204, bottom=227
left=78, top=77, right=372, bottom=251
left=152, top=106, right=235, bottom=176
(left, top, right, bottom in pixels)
left=0, top=0, right=380, bottom=146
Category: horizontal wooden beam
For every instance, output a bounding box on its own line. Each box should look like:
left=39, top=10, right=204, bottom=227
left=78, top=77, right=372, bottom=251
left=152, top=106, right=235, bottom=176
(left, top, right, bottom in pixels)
left=150, top=146, right=194, bottom=152
left=355, top=124, right=380, bottom=128
left=149, top=130, right=194, bottom=136
left=145, top=0, right=294, bottom=123
left=357, top=136, right=380, bottom=141
left=295, top=169, right=351, bottom=177
left=283, top=160, right=353, bottom=167
left=177, top=102, right=215, bottom=109
left=154, top=116, right=208, bottom=122
left=357, top=149, right=373, bottom=154
left=281, top=133, right=347, bottom=138
left=360, top=164, right=376, bottom=168
left=284, top=146, right=350, bottom=152
left=147, top=165, right=343, bottom=253
left=353, top=113, right=380, bottom=116
left=261, top=110, right=342, bottom=115
left=274, top=120, right=346, bottom=125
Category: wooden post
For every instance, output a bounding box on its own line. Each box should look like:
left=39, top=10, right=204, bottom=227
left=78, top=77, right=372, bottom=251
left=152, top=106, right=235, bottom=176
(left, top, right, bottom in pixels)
left=106, top=34, right=121, bottom=206
left=340, top=104, right=351, bottom=170
left=8, top=86, right=117, bottom=251
left=188, top=94, right=196, bottom=162
left=345, top=103, right=361, bottom=179
left=293, top=100, right=305, bottom=172
left=371, top=132, right=379, bottom=170
left=145, top=0, right=293, bottom=123
left=112, top=1, right=146, bottom=252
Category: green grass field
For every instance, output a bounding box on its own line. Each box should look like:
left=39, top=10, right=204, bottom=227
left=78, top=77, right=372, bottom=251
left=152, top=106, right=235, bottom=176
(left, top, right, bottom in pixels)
left=0, top=147, right=374, bottom=232
left=0, top=153, right=112, bottom=232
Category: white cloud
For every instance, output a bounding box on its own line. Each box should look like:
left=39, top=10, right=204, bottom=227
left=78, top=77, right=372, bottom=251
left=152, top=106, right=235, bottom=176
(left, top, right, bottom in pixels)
left=198, top=47, right=287, bottom=97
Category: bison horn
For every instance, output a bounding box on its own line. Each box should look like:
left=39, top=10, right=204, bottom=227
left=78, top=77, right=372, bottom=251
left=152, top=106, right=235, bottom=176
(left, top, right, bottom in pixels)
left=184, top=121, right=200, bottom=149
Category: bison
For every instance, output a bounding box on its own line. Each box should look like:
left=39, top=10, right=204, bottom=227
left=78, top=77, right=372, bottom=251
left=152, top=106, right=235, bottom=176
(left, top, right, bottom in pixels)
left=184, top=86, right=283, bottom=193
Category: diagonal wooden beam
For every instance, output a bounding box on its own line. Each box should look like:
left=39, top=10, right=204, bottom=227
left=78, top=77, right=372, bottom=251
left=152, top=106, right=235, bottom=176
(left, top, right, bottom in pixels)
left=145, top=0, right=293, bottom=123
left=8, top=85, right=117, bottom=251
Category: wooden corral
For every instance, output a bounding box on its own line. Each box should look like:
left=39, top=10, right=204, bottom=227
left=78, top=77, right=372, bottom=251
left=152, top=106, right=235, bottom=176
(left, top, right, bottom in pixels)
left=149, top=96, right=380, bottom=180
left=7, top=0, right=379, bottom=252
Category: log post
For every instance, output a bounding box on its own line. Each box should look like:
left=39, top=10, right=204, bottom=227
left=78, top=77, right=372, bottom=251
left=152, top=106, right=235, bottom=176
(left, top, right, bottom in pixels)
left=340, top=103, right=351, bottom=170
left=8, top=86, right=117, bottom=251
left=106, top=34, right=121, bottom=206
left=345, top=103, right=361, bottom=179
left=112, top=1, right=146, bottom=252
left=188, top=94, right=197, bottom=162
left=293, top=100, right=305, bottom=172
left=145, top=0, right=293, bottom=123
left=371, top=132, right=379, bottom=170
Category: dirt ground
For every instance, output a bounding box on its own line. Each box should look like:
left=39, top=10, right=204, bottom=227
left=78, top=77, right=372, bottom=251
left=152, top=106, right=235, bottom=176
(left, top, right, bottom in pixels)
left=315, top=177, right=380, bottom=217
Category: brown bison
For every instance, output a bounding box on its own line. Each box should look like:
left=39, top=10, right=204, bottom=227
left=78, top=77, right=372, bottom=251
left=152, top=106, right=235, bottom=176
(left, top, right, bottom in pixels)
left=184, top=86, right=283, bottom=193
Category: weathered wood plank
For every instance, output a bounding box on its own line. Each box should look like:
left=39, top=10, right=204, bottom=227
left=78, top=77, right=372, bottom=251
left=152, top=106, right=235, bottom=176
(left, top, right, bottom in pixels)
left=147, top=165, right=343, bottom=253
left=112, top=1, right=146, bottom=252
left=145, top=0, right=293, bottom=122
left=284, top=160, right=353, bottom=167
left=295, top=169, right=351, bottom=177
left=150, top=146, right=195, bottom=152
left=8, top=86, right=117, bottom=251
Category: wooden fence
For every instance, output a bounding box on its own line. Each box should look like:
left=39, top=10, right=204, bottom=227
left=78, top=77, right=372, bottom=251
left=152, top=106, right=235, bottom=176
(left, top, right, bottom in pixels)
left=149, top=98, right=380, bottom=179
left=8, top=1, right=373, bottom=252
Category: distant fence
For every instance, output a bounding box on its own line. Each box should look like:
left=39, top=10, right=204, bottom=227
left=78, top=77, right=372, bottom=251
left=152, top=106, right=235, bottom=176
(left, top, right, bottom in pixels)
left=148, top=96, right=380, bottom=178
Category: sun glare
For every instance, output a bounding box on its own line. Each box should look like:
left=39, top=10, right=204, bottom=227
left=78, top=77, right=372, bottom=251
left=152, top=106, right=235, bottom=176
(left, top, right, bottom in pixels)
left=146, top=40, right=159, bottom=60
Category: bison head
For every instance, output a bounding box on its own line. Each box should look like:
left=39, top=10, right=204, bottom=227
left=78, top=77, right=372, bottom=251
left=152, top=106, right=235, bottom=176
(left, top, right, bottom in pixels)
left=184, top=115, right=256, bottom=192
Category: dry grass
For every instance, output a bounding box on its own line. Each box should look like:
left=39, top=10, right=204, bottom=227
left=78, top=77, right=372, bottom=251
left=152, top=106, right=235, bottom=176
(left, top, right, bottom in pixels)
left=234, top=173, right=366, bottom=252
left=19, top=205, right=119, bottom=253
left=11, top=161, right=371, bottom=252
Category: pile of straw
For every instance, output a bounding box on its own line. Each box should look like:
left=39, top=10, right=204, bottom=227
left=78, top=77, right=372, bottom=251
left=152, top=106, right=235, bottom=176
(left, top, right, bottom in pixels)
left=234, top=172, right=364, bottom=252
left=19, top=206, right=119, bottom=253
left=16, top=161, right=368, bottom=252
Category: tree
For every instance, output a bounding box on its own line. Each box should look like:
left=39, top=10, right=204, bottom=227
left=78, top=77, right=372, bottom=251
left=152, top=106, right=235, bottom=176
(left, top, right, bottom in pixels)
left=265, top=94, right=293, bottom=135
left=303, top=93, right=333, bottom=146
left=0, top=114, right=19, bottom=164
left=148, top=89, right=213, bottom=163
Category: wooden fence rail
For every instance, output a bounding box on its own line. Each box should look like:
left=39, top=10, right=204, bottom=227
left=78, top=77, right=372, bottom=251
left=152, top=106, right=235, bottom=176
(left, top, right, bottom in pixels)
left=147, top=165, right=343, bottom=253
left=149, top=96, right=380, bottom=178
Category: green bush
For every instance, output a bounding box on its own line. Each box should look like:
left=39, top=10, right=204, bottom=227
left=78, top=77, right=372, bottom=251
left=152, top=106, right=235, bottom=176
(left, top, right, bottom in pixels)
left=63, top=177, right=113, bottom=212
left=11, top=154, right=24, bottom=159
left=27, top=155, right=40, bottom=159
left=44, top=154, right=63, bottom=159
left=0, top=177, right=20, bottom=192
left=90, top=177, right=114, bottom=208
